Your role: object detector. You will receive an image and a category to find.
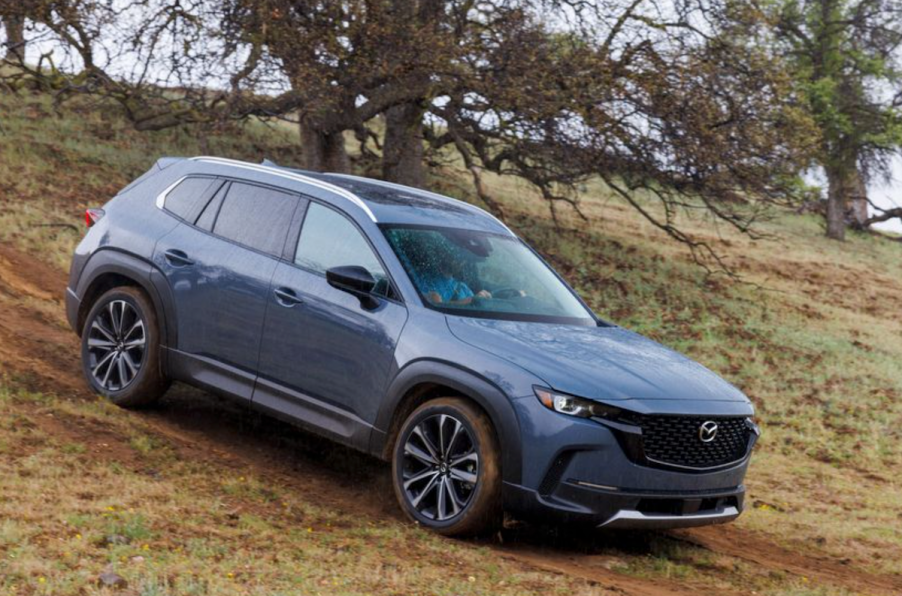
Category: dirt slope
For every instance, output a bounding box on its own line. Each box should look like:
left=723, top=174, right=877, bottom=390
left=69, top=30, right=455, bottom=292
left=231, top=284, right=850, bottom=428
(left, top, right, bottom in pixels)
left=1, top=241, right=900, bottom=596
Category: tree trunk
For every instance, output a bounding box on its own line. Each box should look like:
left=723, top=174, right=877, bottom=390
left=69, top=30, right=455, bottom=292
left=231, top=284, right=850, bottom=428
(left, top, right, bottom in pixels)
left=825, top=165, right=847, bottom=240
left=825, top=159, right=870, bottom=239
left=380, top=0, right=439, bottom=187
left=300, top=121, right=349, bottom=173
left=2, top=14, right=25, bottom=62
left=382, top=102, right=426, bottom=187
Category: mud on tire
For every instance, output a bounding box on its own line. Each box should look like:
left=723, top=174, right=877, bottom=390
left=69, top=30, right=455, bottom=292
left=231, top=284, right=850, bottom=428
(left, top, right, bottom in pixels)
left=392, top=397, right=502, bottom=537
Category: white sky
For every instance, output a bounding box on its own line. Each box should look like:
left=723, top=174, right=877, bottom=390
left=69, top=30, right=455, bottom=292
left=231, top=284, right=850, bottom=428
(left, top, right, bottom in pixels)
left=871, top=156, right=902, bottom=233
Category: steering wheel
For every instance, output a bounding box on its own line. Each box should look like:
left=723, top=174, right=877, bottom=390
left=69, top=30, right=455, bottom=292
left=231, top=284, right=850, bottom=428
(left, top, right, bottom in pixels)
left=492, top=287, right=524, bottom=300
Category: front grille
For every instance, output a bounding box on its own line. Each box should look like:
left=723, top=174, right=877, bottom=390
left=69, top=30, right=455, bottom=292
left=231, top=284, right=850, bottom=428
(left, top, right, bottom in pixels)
left=622, top=415, right=751, bottom=469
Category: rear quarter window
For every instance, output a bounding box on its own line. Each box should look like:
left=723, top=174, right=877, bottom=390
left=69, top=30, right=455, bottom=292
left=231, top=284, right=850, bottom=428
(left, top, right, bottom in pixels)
left=213, top=182, right=298, bottom=256
left=163, top=177, right=218, bottom=221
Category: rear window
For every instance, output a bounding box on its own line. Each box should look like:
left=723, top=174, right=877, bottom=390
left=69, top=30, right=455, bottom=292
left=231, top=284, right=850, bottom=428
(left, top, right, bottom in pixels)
left=213, top=182, right=297, bottom=256
left=163, top=177, right=217, bottom=221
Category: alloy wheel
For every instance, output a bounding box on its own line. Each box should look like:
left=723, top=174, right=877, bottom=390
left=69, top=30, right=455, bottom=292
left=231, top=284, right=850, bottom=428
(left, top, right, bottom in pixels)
left=401, top=413, right=479, bottom=522
left=86, top=300, right=146, bottom=392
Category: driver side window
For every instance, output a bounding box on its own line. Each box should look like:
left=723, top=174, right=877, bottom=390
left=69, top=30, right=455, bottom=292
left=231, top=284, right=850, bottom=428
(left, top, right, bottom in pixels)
left=294, top=202, right=390, bottom=296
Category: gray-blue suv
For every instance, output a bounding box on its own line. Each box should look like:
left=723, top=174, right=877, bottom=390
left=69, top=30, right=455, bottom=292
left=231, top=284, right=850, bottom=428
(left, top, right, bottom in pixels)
left=66, top=156, right=759, bottom=536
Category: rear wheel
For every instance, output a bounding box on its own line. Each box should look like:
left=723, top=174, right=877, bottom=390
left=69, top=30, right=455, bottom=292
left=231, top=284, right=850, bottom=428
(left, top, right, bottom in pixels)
left=80, top=286, right=169, bottom=407
left=392, top=397, right=502, bottom=536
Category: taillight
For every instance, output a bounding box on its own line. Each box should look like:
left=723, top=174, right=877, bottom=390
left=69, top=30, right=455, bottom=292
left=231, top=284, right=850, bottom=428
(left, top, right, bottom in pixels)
left=85, top=208, right=105, bottom=228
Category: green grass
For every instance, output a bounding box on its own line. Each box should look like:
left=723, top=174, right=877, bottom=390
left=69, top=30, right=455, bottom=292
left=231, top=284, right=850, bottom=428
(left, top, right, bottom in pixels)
left=1, top=89, right=901, bottom=592
left=0, top=93, right=297, bottom=271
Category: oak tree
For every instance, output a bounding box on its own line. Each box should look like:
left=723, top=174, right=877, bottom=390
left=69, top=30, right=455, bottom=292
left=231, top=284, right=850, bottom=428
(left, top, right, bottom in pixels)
left=764, top=0, right=902, bottom=239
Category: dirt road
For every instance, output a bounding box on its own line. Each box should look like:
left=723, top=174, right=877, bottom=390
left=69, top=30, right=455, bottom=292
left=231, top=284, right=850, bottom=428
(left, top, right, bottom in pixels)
left=1, top=242, right=899, bottom=596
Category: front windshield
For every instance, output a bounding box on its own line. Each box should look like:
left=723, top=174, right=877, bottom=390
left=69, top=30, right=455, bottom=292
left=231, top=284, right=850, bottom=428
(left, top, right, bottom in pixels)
left=382, top=225, right=596, bottom=325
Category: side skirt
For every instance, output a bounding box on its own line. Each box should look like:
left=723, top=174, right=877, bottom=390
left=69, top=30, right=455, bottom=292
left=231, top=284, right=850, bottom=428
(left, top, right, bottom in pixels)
left=166, top=347, right=373, bottom=452
left=252, top=376, right=373, bottom=451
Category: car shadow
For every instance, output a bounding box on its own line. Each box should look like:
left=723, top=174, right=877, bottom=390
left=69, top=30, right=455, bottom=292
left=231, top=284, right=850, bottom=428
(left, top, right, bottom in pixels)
left=150, top=382, right=669, bottom=558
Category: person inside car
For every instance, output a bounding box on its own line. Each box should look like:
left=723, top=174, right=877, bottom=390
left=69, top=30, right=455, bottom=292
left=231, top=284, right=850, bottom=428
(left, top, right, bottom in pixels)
left=419, top=253, right=492, bottom=305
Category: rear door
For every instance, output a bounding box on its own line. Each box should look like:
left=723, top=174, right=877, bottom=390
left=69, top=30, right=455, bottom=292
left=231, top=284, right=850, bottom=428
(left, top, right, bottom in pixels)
left=253, top=201, right=408, bottom=448
left=153, top=179, right=301, bottom=399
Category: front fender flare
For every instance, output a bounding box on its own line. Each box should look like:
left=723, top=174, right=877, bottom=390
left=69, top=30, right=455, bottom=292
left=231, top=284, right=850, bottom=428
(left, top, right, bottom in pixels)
left=371, top=360, right=523, bottom=485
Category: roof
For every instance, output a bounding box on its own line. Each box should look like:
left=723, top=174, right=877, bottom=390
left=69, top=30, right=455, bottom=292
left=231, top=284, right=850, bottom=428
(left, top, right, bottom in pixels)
left=263, top=161, right=513, bottom=235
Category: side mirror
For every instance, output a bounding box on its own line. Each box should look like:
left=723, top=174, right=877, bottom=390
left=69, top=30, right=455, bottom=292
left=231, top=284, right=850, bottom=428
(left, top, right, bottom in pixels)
left=326, top=266, right=378, bottom=306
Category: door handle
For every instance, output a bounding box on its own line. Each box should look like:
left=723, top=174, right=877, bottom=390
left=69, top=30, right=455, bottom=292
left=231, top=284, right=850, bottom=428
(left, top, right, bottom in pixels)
left=163, top=249, right=194, bottom=267
left=273, top=287, right=303, bottom=307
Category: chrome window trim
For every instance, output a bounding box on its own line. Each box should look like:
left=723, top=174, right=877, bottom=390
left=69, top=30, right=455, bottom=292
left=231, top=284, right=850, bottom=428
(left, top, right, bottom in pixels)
left=190, top=156, right=377, bottom=222
left=155, top=175, right=191, bottom=210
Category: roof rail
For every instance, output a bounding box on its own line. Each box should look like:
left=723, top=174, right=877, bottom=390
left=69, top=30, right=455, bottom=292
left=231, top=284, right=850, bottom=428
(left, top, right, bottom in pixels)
left=190, top=156, right=377, bottom=221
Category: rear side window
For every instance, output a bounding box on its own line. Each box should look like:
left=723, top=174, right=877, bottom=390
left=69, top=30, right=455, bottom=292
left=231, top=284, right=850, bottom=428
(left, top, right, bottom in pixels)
left=213, top=183, right=297, bottom=256
left=195, top=182, right=227, bottom=231
left=163, top=177, right=217, bottom=221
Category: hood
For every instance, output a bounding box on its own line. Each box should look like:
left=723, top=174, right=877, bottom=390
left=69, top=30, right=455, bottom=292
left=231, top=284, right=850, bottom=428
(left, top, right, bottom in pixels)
left=446, top=317, right=748, bottom=403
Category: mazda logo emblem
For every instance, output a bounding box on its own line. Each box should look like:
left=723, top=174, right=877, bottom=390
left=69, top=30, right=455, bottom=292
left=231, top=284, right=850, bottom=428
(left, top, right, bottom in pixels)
left=699, top=421, right=718, bottom=443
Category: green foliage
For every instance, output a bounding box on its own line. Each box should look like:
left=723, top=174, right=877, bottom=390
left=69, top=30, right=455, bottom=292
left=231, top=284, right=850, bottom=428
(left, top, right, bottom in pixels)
left=770, top=0, right=902, bottom=166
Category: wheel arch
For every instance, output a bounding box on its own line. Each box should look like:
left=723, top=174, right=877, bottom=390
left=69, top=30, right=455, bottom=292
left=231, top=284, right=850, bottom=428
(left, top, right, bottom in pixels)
left=372, top=361, right=523, bottom=485
left=74, top=249, right=177, bottom=352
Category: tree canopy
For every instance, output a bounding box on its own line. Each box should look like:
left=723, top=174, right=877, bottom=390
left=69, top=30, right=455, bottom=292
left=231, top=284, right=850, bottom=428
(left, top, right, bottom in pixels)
left=1, top=0, right=898, bottom=258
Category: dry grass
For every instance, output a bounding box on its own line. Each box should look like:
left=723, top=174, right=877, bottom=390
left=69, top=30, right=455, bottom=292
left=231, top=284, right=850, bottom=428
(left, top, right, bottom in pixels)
left=0, top=385, right=614, bottom=596
left=0, top=90, right=901, bottom=594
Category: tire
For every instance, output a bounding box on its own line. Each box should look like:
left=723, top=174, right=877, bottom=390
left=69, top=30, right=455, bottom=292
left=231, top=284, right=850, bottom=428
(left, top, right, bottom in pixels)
left=80, top=286, right=170, bottom=408
left=392, top=397, right=502, bottom=536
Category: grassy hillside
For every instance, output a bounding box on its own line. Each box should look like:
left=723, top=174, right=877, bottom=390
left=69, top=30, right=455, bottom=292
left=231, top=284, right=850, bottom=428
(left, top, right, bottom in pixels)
left=1, top=90, right=901, bottom=596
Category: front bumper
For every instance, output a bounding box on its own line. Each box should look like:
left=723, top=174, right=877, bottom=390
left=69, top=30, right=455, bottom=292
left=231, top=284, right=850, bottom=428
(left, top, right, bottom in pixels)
left=506, top=394, right=754, bottom=528
left=504, top=480, right=745, bottom=528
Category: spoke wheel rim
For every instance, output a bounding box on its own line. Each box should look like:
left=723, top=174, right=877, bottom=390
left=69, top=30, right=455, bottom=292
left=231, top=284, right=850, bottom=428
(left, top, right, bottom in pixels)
left=401, top=413, right=479, bottom=522
left=87, top=300, right=146, bottom=392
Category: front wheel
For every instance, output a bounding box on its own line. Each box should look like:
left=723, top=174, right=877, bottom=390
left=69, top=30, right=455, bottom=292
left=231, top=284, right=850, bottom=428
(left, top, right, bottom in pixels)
left=80, top=286, right=170, bottom=408
left=392, top=397, right=502, bottom=536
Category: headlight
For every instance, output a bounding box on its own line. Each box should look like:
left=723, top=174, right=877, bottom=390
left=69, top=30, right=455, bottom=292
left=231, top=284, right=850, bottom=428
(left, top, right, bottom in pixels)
left=534, top=387, right=622, bottom=419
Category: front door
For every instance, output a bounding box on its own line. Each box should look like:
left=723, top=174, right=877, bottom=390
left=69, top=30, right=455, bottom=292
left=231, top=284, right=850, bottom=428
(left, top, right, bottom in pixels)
left=254, top=201, right=408, bottom=448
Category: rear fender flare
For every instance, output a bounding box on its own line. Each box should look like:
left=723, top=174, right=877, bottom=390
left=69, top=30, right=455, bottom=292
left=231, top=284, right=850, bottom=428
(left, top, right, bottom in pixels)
left=74, top=249, right=177, bottom=352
